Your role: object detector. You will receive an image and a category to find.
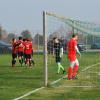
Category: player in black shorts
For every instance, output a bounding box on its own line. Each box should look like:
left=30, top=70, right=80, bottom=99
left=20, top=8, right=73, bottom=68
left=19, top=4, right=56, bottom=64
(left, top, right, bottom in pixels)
left=53, top=37, right=65, bottom=74
left=12, top=38, right=18, bottom=67
left=17, top=37, right=24, bottom=66
left=24, top=39, right=33, bottom=67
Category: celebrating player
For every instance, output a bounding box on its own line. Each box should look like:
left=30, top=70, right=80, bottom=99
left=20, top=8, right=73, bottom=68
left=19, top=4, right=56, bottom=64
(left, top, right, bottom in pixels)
left=67, top=34, right=81, bottom=80
left=28, top=39, right=35, bottom=66
left=24, top=39, right=34, bottom=67
left=53, top=37, right=65, bottom=74
left=17, top=37, right=24, bottom=66
left=12, top=38, right=18, bottom=67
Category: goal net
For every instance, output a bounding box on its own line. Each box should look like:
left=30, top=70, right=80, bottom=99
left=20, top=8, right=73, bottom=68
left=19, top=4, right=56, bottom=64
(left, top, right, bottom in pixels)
left=43, top=11, right=100, bottom=87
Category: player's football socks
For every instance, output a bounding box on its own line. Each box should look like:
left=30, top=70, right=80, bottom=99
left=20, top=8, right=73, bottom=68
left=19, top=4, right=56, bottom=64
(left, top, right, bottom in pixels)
left=57, top=64, right=60, bottom=74
left=57, top=63, right=64, bottom=74
left=62, top=68, right=66, bottom=74
left=26, top=59, right=31, bottom=67
left=21, top=58, right=24, bottom=64
left=31, top=60, right=35, bottom=66
left=72, top=65, right=79, bottom=78
left=24, top=59, right=27, bottom=65
left=19, top=60, right=21, bottom=64
left=12, top=59, right=16, bottom=67
left=68, top=67, right=73, bottom=80
left=29, top=60, right=31, bottom=66
left=19, top=59, right=23, bottom=66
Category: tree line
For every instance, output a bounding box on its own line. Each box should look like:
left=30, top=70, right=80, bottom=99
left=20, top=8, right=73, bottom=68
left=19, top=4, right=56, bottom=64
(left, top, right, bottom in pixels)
left=0, top=26, right=43, bottom=45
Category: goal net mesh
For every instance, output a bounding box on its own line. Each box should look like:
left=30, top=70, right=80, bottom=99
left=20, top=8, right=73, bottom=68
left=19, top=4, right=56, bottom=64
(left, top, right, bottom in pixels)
left=45, top=12, right=100, bottom=87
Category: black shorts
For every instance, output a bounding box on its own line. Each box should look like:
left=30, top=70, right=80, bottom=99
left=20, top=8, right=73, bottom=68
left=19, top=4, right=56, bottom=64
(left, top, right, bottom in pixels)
left=18, top=52, right=23, bottom=57
left=55, top=56, right=61, bottom=63
left=23, top=53, right=26, bottom=58
left=12, top=53, right=17, bottom=59
left=25, top=54, right=31, bottom=59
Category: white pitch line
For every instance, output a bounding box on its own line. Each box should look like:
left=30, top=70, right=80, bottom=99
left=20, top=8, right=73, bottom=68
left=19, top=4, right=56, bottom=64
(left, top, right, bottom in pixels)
left=13, top=87, right=45, bottom=100
left=51, top=77, right=63, bottom=85
left=13, top=78, right=64, bottom=100
left=56, top=85, right=97, bottom=88
left=81, top=62, right=100, bottom=72
left=13, top=62, right=100, bottom=100
left=52, top=62, right=100, bottom=89
left=51, top=62, right=100, bottom=85
left=87, top=72, right=100, bottom=74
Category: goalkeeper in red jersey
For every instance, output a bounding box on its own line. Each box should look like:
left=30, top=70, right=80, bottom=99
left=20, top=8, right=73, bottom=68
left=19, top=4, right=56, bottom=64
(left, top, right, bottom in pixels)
left=12, top=38, right=18, bottom=67
left=67, top=34, right=81, bottom=80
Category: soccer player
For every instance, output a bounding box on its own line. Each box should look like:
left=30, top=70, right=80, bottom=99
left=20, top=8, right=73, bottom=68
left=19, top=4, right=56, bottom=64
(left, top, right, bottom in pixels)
left=24, top=39, right=34, bottom=67
left=28, top=39, right=35, bottom=66
left=53, top=37, right=65, bottom=74
left=23, top=38, right=27, bottom=65
left=67, top=34, right=81, bottom=80
left=17, top=37, right=24, bottom=66
left=12, top=38, right=18, bottom=67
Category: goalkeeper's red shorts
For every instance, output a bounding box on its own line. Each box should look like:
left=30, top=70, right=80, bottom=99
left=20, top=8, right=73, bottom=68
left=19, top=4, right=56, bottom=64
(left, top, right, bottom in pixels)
left=68, top=55, right=76, bottom=62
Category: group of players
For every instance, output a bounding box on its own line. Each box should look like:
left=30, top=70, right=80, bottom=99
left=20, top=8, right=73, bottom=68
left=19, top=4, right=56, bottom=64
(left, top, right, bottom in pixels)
left=12, top=37, right=35, bottom=67
left=12, top=33, right=80, bottom=80
left=53, top=34, right=81, bottom=80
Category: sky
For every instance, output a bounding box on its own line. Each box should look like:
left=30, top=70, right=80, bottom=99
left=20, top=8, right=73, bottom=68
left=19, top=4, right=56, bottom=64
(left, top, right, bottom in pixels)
left=0, top=0, right=100, bottom=33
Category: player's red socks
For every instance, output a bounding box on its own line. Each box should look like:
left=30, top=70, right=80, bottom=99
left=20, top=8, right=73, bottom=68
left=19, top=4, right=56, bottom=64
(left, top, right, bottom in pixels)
left=72, top=65, right=78, bottom=78
left=68, top=67, right=73, bottom=80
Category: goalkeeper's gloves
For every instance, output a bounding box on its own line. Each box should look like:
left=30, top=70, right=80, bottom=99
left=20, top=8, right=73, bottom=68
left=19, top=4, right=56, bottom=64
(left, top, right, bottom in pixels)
left=78, top=52, right=81, bottom=58
left=75, top=46, right=81, bottom=58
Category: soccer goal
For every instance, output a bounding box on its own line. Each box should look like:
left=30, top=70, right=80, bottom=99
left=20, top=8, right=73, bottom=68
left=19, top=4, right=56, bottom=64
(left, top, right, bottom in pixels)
left=43, top=11, right=100, bottom=87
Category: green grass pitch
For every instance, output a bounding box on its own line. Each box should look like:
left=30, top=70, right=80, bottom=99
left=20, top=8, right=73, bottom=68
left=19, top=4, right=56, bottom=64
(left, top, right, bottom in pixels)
left=0, top=52, right=100, bottom=100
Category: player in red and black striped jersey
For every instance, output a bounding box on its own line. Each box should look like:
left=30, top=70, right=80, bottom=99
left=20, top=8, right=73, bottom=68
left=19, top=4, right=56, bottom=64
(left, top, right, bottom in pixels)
left=12, top=38, right=18, bottom=67
left=23, top=38, right=27, bottom=65
left=17, top=37, right=25, bottom=66
left=24, top=39, right=35, bottom=67
left=28, top=39, right=35, bottom=66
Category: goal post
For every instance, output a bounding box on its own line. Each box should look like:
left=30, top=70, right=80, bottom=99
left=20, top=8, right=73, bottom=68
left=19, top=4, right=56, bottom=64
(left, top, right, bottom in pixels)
left=43, top=11, right=48, bottom=86
left=43, top=11, right=100, bottom=87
